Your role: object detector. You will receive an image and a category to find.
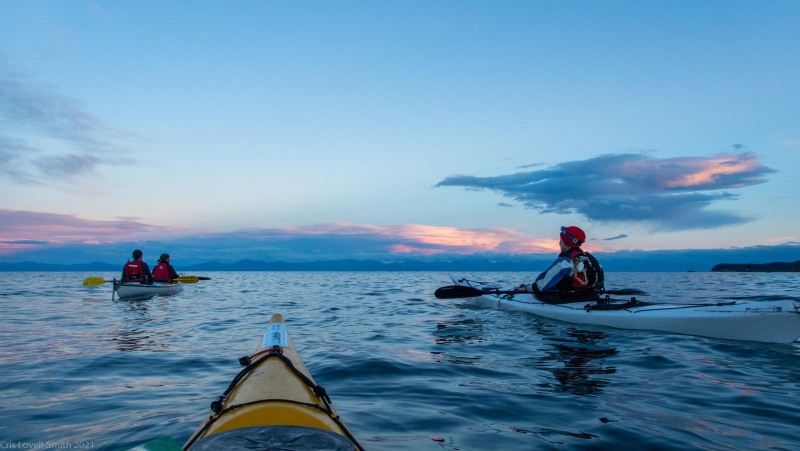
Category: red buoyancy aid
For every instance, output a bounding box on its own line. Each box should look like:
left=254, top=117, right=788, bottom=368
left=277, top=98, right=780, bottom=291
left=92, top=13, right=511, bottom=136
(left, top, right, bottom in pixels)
left=125, top=260, right=144, bottom=282
left=153, top=262, right=171, bottom=281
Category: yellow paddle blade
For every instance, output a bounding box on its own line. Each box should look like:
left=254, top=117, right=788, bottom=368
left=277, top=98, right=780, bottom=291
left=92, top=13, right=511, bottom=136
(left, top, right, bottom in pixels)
left=174, top=276, right=199, bottom=284
left=83, top=277, right=110, bottom=287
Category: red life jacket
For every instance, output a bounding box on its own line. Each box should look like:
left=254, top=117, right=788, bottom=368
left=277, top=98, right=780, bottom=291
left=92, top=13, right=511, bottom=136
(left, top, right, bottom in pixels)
left=153, top=262, right=171, bottom=281
left=125, top=260, right=144, bottom=282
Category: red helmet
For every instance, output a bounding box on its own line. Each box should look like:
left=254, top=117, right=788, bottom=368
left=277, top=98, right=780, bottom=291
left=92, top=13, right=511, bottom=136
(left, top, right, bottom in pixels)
left=560, top=226, right=585, bottom=247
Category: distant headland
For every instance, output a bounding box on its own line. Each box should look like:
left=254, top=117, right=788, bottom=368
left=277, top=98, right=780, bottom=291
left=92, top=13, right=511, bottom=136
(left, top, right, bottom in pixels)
left=711, top=260, right=800, bottom=272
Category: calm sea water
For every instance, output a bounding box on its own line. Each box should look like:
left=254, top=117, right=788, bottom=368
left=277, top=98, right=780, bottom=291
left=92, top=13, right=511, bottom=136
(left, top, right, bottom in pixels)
left=1, top=271, right=799, bottom=450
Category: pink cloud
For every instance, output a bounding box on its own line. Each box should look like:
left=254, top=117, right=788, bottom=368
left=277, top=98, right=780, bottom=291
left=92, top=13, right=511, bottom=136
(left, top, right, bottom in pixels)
left=662, top=154, right=763, bottom=189
left=392, top=224, right=555, bottom=254
left=0, top=210, right=557, bottom=258
left=0, top=209, right=155, bottom=244
left=258, top=222, right=556, bottom=254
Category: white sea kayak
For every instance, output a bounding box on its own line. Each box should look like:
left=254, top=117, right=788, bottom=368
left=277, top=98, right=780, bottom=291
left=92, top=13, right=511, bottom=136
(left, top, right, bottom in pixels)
left=114, top=280, right=183, bottom=299
left=443, top=274, right=800, bottom=344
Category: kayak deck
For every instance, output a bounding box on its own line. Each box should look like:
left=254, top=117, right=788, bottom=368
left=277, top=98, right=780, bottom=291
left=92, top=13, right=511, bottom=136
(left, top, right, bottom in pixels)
left=184, top=313, right=363, bottom=450
left=450, top=275, right=800, bottom=343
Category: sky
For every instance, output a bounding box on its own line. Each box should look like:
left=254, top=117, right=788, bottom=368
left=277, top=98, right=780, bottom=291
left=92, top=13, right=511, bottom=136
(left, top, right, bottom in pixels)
left=1, top=1, right=799, bottom=267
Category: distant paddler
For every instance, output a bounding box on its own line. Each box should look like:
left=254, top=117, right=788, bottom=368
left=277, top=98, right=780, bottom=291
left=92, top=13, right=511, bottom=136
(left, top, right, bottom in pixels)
left=153, top=253, right=180, bottom=282
left=122, top=249, right=154, bottom=285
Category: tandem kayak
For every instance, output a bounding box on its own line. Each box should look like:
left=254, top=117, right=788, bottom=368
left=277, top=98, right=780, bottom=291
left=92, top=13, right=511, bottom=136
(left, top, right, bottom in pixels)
left=114, top=280, right=183, bottom=299
left=184, top=313, right=364, bottom=450
left=441, top=275, right=800, bottom=344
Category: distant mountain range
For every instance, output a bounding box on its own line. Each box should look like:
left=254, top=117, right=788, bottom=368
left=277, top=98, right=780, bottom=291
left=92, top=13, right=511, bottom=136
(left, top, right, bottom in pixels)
left=1, top=246, right=799, bottom=272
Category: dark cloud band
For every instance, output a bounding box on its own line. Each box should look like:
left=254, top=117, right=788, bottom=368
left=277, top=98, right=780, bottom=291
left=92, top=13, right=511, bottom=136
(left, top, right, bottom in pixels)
left=436, top=152, right=774, bottom=230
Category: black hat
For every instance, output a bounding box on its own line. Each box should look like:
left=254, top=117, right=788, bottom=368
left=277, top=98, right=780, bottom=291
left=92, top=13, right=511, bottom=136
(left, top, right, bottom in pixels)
left=159, top=253, right=170, bottom=263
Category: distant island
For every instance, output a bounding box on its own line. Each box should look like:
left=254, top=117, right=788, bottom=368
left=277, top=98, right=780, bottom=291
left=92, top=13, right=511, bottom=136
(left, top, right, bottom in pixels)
left=711, top=260, right=800, bottom=272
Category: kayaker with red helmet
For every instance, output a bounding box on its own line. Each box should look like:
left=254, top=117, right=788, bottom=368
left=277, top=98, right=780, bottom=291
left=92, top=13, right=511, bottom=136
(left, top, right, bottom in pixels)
left=518, top=226, right=604, bottom=300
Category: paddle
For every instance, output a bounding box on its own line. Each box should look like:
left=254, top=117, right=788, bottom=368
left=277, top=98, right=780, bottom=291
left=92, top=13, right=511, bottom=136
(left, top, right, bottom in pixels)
left=434, top=285, right=647, bottom=299
left=82, top=277, right=113, bottom=287
left=82, top=276, right=209, bottom=286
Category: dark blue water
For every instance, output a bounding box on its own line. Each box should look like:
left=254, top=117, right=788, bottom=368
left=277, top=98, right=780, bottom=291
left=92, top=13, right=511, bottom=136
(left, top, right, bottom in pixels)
left=1, top=271, right=798, bottom=450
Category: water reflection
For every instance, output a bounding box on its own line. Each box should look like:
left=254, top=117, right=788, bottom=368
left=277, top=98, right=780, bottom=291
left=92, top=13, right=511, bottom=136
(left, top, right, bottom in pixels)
left=433, top=318, right=485, bottom=345
left=430, top=317, right=485, bottom=365
left=536, top=328, right=618, bottom=396
left=110, top=299, right=176, bottom=352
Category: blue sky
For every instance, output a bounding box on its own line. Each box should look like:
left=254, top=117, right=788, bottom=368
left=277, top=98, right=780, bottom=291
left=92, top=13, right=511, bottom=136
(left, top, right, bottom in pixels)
left=1, top=1, right=799, bottom=265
